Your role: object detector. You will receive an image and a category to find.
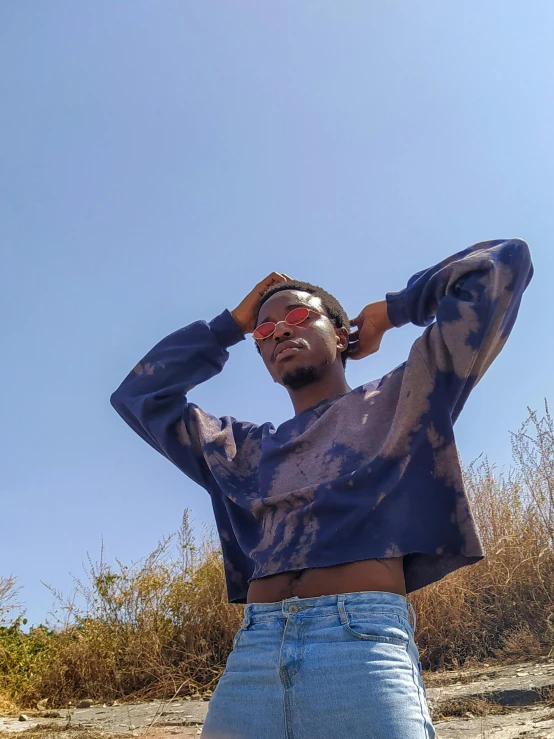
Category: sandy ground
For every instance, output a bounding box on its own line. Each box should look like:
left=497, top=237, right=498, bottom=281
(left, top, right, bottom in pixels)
left=2, top=656, right=554, bottom=738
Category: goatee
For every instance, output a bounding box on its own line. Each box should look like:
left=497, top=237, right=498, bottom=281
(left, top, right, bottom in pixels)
left=281, top=365, right=319, bottom=390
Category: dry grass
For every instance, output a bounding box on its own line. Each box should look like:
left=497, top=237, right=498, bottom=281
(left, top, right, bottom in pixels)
left=0, top=578, right=20, bottom=622
left=0, top=730, right=128, bottom=739
left=410, top=401, right=554, bottom=672
left=433, top=696, right=513, bottom=720
left=1, top=402, right=554, bottom=711
left=19, top=516, right=242, bottom=707
left=0, top=699, right=18, bottom=716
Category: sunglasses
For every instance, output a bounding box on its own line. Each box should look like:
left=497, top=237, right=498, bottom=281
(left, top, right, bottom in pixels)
left=253, top=307, right=322, bottom=341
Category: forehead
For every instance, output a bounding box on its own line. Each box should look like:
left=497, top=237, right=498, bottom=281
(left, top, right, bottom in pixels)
left=257, top=289, right=323, bottom=321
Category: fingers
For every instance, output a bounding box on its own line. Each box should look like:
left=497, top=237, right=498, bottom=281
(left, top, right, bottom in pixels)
left=348, top=342, right=377, bottom=361
left=254, top=273, right=287, bottom=299
left=236, top=273, right=293, bottom=334
left=348, top=330, right=360, bottom=358
left=267, top=272, right=288, bottom=286
left=264, top=272, right=293, bottom=284
left=258, top=272, right=292, bottom=292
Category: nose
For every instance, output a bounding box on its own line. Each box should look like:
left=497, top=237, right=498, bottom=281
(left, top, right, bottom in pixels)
left=272, top=320, right=295, bottom=342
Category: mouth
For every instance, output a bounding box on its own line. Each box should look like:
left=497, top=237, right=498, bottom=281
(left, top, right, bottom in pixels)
left=274, top=341, right=304, bottom=362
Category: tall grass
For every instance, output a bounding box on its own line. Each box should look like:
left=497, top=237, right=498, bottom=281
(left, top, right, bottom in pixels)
left=2, top=403, right=554, bottom=708
left=16, top=514, right=242, bottom=707
left=410, top=401, right=554, bottom=669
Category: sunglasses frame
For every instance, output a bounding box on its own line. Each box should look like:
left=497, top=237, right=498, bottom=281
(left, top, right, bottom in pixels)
left=253, top=307, right=323, bottom=341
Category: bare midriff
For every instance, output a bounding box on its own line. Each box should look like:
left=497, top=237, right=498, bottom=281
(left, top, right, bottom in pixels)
left=246, top=557, right=406, bottom=603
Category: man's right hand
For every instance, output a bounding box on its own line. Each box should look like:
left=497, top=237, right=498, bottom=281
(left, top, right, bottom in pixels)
left=231, top=272, right=293, bottom=335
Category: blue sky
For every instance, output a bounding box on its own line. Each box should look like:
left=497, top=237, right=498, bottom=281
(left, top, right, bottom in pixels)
left=1, top=2, right=552, bottom=626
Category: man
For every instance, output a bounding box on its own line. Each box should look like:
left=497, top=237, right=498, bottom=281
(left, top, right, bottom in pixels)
left=111, top=238, right=533, bottom=739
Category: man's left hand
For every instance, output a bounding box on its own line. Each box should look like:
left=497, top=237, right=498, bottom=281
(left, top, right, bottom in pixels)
left=348, top=300, right=394, bottom=360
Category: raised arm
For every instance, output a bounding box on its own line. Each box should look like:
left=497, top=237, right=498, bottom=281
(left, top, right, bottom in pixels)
left=110, top=310, right=247, bottom=489
left=385, top=238, right=533, bottom=419
left=110, top=273, right=292, bottom=490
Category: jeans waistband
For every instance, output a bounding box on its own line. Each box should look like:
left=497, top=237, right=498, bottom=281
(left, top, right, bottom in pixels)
left=243, top=590, right=417, bottom=630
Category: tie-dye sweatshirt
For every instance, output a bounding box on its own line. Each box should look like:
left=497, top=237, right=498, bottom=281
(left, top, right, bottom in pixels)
left=111, top=239, right=533, bottom=603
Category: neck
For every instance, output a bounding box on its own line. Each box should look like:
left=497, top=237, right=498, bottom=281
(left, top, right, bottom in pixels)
left=288, top=366, right=351, bottom=415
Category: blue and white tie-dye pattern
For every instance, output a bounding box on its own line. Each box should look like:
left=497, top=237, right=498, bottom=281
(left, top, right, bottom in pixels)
left=111, top=239, right=533, bottom=603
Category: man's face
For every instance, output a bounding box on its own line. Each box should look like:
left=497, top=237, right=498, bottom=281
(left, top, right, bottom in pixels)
left=255, top=289, right=348, bottom=387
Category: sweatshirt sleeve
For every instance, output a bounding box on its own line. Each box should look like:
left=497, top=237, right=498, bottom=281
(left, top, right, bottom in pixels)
left=385, top=238, right=534, bottom=420
left=110, top=309, right=256, bottom=491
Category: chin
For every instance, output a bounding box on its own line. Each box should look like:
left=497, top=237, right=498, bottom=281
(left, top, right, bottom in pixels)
left=281, top=364, right=320, bottom=390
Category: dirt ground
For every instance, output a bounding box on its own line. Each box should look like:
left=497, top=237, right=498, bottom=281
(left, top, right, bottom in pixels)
left=2, top=656, right=554, bottom=738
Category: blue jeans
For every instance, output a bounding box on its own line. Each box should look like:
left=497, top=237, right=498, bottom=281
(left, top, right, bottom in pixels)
left=201, top=590, right=436, bottom=738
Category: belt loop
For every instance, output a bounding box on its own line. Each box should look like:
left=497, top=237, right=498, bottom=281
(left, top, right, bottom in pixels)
left=243, top=606, right=252, bottom=629
left=337, top=594, right=348, bottom=626
left=406, top=599, right=417, bottom=632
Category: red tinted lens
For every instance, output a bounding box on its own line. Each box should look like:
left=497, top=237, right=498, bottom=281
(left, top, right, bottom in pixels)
left=286, top=307, right=310, bottom=325
left=253, top=322, right=275, bottom=340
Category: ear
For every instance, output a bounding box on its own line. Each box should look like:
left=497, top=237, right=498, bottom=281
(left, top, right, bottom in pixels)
left=336, top=327, right=349, bottom=354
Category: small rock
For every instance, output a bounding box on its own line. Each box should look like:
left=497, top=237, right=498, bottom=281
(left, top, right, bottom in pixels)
left=202, top=695, right=211, bottom=701
left=76, top=699, right=94, bottom=708
left=185, top=696, right=191, bottom=701
left=18, top=715, right=29, bottom=722
left=41, top=711, right=62, bottom=718
left=36, top=698, right=49, bottom=710
left=465, top=712, right=475, bottom=718
left=129, top=725, right=136, bottom=730
left=191, top=694, right=202, bottom=700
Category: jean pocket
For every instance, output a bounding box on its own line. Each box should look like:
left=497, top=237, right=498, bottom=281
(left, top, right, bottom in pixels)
left=343, top=612, right=410, bottom=647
